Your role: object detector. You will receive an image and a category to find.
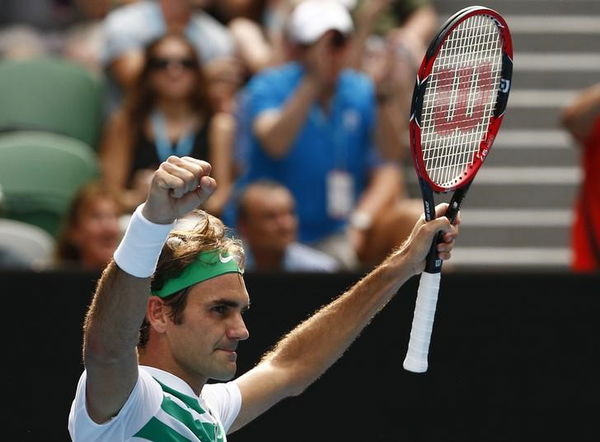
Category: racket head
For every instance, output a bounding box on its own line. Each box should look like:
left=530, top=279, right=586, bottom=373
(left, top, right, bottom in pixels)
left=410, top=6, right=513, bottom=193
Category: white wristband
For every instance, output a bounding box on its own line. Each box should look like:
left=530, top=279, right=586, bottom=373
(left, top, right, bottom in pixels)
left=113, top=204, right=175, bottom=278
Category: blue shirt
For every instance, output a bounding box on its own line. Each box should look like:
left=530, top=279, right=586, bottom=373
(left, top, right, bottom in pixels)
left=233, top=62, right=382, bottom=243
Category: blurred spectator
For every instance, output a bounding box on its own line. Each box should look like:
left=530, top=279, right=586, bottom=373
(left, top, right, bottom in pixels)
left=236, top=179, right=339, bottom=272
left=0, top=0, right=77, bottom=58
left=101, top=0, right=243, bottom=112
left=100, top=33, right=235, bottom=216
left=54, top=181, right=123, bottom=271
left=229, top=0, right=421, bottom=269
left=205, top=0, right=293, bottom=75
left=347, top=0, right=438, bottom=161
left=62, top=1, right=140, bottom=74
left=0, top=1, right=131, bottom=71
left=561, top=83, right=600, bottom=272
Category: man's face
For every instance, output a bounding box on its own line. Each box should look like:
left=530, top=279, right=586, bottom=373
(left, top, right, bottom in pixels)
left=166, top=273, right=250, bottom=382
left=301, top=30, right=350, bottom=86
left=70, top=196, right=121, bottom=269
left=240, top=187, right=298, bottom=253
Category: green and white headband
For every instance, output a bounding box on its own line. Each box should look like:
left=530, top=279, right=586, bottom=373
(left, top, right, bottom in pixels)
left=152, top=250, right=243, bottom=298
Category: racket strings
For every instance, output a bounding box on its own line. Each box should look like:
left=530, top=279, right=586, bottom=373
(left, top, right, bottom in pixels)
left=420, top=14, right=503, bottom=187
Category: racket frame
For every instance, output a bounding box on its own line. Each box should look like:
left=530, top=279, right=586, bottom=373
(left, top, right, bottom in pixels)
left=410, top=6, right=513, bottom=195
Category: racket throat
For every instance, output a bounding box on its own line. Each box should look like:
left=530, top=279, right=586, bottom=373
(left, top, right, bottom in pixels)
left=422, top=181, right=470, bottom=273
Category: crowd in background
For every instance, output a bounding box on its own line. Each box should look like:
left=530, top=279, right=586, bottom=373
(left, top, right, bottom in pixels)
left=0, top=0, right=442, bottom=273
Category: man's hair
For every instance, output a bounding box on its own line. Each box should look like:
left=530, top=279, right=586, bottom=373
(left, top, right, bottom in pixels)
left=236, top=179, right=289, bottom=223
left=138, top=210, right=244, bottom=348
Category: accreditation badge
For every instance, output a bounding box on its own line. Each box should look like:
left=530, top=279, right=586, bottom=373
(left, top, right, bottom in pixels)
left=327, top=170, right=354, bottom=219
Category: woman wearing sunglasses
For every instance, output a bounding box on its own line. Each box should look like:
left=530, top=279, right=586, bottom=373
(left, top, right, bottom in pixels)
left=100, top=33, right=235, bottom=217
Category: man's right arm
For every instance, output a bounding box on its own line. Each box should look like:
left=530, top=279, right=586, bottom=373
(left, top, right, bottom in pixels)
left=82, top=157, right=216, bottom=423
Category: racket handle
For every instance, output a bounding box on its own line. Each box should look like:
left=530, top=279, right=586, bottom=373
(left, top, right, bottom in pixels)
left=403, top=271, right=441, bottom=373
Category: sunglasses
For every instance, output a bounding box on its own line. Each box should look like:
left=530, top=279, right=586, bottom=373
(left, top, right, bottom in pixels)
left=331, top=32, right=348, bottom=48
left=149, top=57, right=197, bottom=71
left=301, top=31, right=349, bottom=50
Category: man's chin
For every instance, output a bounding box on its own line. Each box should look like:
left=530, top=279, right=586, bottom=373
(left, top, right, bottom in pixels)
left=210, top=365, right=237, bottom=382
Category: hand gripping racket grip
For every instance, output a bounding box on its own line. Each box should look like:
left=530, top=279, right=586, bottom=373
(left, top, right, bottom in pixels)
left=403, top=271, right=441, bottom=373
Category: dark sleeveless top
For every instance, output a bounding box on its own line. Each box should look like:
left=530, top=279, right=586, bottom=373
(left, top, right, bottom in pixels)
left=127, top=121, right=210, bottom=187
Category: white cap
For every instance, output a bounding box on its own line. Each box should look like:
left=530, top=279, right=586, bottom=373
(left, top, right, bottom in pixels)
left=287, top=0, right=354, bottom=45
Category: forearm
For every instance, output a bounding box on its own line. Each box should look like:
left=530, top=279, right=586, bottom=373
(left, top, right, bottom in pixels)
left=255, top=76, right=321, bottom=158
left=402, top=5, right=438, bottom=43
left=109, top=52, right=144, bottom=90
left=375, top=101, right=409, bottom=161
left=261, top=255, right=412, bottom=395
left=355, top=164, right=405, bottom=216
left=229, top=18, right=273, bottom=74
left=346, top=18, right=375, bottom=70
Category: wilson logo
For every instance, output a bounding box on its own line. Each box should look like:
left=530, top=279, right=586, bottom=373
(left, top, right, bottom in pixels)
left=432, top=63, right=495, bottom=135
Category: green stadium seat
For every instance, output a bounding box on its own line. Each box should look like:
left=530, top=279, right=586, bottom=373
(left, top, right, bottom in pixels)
left=0, top=57, right=104, bottom=148
left=0, top=131, right=100, bottom=237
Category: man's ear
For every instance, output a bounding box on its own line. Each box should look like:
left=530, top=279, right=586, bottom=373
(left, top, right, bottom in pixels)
left=146, top=296, right=170, bottom=333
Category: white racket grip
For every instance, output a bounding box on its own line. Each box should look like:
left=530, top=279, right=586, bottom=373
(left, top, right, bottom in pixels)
left=403, top=271, right=441, bottom=373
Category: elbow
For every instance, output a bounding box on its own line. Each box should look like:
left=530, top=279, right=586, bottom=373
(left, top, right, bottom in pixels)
left=257, top=137, right=290, bottom=159
left=261, top=358, right=313, bottom=398
left=286, top=382, right=309, bottom=398
left=83, top=327, right=135, bottom=367
left=83, top=334, right=115, bottom=365
left=560, top=107, right=575, bottom=131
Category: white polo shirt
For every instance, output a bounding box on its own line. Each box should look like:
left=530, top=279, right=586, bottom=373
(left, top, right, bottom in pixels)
left=68, top=365, right=242, bottom=441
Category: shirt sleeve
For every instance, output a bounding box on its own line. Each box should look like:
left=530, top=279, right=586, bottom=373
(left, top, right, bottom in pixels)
left=201, top=382, right=242, bottom=434
left=248, top=72, right=286, bottom=122
left=68, top=369, right=163, bottom=441
left=101, top=4, right=162, bottom=65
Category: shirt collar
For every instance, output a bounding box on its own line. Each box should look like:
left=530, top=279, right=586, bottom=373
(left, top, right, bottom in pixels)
left=140, top=365, right=199, bottom=399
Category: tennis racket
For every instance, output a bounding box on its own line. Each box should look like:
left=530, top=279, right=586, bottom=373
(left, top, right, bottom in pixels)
left=402, top=6, right=513, bottom=373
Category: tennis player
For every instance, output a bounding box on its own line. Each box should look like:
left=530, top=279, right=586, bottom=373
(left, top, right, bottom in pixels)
left=68, top=156, right=458, bottom=441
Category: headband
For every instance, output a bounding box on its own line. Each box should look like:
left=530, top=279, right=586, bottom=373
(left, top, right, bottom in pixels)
left=152, top=250, right=243, bottom=298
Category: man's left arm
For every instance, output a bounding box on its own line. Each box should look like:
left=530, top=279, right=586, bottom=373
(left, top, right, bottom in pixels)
left=229, top=204, right=458, bottom=432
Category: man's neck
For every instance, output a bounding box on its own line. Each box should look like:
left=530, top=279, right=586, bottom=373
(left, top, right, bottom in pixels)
left=251, top=247, right=286, bottom=271
left=139, top=349, right=207, bottom=396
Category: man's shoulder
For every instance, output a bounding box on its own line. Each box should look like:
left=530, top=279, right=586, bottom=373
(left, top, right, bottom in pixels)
left=286, top=243, right=339, bottom=272
left=248, top=62, right=302, bottom=88
left=340, top=68, right=374, bottom=90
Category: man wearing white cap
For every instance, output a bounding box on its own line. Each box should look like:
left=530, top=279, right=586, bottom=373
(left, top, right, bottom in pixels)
left=232, top=0, right=420, bottom=270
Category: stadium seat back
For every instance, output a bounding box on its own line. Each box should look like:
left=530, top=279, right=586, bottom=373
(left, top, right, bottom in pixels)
left=0, top=57, right=104, bottom=148
left=0, top=131, right=99, bottom=236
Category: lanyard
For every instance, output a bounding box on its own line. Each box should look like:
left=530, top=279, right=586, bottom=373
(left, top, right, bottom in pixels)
left=150, top=111, right=196, bottom=162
